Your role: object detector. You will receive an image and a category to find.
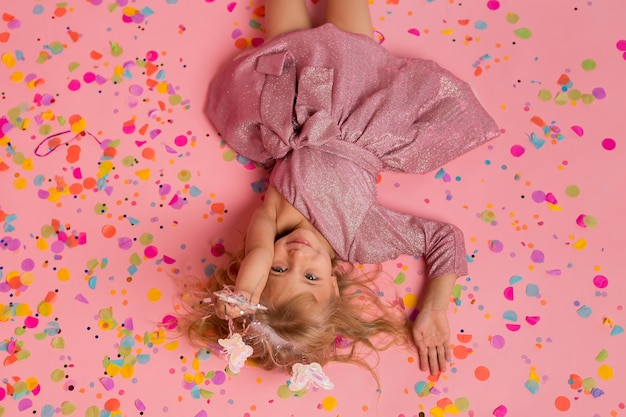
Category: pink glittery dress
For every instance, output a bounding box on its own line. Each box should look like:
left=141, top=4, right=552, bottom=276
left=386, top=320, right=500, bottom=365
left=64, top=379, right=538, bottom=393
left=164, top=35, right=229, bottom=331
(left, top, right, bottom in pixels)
left=207, top=24, right=499, bottom=278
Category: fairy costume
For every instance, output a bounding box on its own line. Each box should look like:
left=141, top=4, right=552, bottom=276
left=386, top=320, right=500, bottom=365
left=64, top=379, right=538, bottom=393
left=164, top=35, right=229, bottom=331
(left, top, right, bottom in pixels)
left=207, top=24, right=499, bottom=278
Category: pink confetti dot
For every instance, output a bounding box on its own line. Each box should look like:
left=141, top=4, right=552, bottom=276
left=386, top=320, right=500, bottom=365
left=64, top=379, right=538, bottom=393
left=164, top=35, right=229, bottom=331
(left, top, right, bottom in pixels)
left=510, top=144, right=525, bottom=157
left=67, top=79, right=81, bottom=91
left=602, top=137, right=616, bottom=150
left=174, top=135, right=188, bottom=146
left=617, top=40, right=626, bottom=51
left=570, top=125, right=584, bottom=136
left=145, top=50, right=159, bottom=61
left=593, top=275, right=608, bottom=289
left=84, top=72, right=96, bottom=83
left=144, top=245, right=158, bottom=258
left=493, top=405, right=507, bottom=417
left=487, top=0, right=500, bottom=10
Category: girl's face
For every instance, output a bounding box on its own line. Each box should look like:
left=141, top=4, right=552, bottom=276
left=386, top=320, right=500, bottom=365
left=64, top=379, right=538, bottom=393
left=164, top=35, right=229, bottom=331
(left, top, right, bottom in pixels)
left=265, top=228, right=339, bottom=306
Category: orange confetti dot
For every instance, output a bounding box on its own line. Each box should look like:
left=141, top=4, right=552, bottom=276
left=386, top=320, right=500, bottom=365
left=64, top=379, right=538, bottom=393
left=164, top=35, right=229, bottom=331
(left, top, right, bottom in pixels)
left=554, top=396, right=570, bottom=411
left=141, top=147, right=155, bottom=160
left=103, top=147, right=117, bottom=158
left=69, top=183, right=83, bottom=195
left=66, top=144, right=81, bottom=163
left=474, top=366, right=490, bottom=381
left=104, top=398, right=121, bottom=411
left=90, top=50, right=103, bottom=60
left=456, top=334, right=472, bottom=343
left=83, top=177, right=97, bottom=189
left=234, top=38, right=248, bottom=49
left=453, top=345, right=469, bottom=359
left=54, top=7, right=67, bottom=18
left=101, top=225, right=117, bottom=238
left=0, top=32, right=10, bottom=43
left=474, top=66, right=483, bottom=77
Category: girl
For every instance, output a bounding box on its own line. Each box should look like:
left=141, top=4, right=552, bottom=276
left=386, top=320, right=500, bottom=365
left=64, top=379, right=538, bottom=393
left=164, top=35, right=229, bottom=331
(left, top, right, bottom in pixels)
left=183, top=0, right=499, bottom=389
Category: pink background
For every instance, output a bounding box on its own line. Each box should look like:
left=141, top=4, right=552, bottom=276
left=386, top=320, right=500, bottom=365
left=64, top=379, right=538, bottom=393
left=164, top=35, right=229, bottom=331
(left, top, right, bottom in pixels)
left=1, top=1, right=625, bottom=416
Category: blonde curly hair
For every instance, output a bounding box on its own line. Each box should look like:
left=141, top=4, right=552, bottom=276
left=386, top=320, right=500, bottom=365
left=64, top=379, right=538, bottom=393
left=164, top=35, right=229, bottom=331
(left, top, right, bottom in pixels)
left=176, top=248, right=410, bottom=378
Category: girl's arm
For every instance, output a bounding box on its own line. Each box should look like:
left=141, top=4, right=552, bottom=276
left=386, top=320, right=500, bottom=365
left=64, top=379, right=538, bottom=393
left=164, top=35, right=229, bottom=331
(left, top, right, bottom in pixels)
left=234, top=200, right=278, bottom=305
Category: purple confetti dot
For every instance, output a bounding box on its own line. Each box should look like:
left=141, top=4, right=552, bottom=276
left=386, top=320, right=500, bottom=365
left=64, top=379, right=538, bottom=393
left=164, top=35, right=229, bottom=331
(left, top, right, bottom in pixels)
left=18, top=398, right=33, bottom=411
left=491, top=335, right=506, bottom=349
left=117, top=237, right=133, bottom=250
left=21, top=258, right=35, bottom=271
left=593, top=275, right=608, bottom=289
left=50, top=240, right=65, bottom=254
left=531, top=190, right=545, bottom=203
left=212, top=371, right=227, bottom=385
left=602, top=138, right=616, bottom=150
left=129, top=84, right=143, bottom=96
left=592, top=87, right=606, bottom=99
left=488, top=240, right=504, bottom=253
left=530, top=250, right=544, bottom=263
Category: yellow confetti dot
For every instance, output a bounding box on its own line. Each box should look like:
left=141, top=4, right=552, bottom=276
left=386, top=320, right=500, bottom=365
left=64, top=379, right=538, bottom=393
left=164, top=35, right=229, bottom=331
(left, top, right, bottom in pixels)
left=20, top=272, right=35, bottom=285
left=403, top=293, right=418, bottom=309
left=598, top=365, right=614, bottom=380
left=277, top=385, right=292, bottom=399
left=13, top=177, right=28, bottom=190
left=165, top=340, right=179, bottom=351
left=15, top=303, right=33, bottom=317
left=38, top=301, right=53, bottom=316
left=57, top=268, right=71, bottom=282
left=10, top=71, right=24, bottom=82
left=430, top=406, right=445, bottom=417
left=572, top=238, right=587, bottom=250
left=120, top=363, right=134, bottom=378
left=321, top=396, right=338, bottom=411
left=106, top=363, right=121, bottom=377
left=37, top=237, right=49, bottom=250
left=156, top=82, right=169, bottom=94
left=147, top=288, right=162, bottom=302
left=135, top=169, right=151, bottom=181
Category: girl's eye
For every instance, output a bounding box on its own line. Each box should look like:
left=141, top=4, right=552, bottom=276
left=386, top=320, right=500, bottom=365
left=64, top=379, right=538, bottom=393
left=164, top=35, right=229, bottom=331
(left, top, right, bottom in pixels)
left=304, top=273, right=318, bottom=281
left=271, top=266, right=286, bottom=273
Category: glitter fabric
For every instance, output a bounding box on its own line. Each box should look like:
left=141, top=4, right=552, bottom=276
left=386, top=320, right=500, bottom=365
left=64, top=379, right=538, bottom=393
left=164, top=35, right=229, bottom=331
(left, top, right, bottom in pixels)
left=207, top=24, right=499, bottom=278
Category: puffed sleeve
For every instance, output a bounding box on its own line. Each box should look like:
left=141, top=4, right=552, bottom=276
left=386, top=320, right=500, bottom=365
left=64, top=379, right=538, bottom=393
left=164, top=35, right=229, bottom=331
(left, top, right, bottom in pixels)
left=349, top=204, right=468, bottom=278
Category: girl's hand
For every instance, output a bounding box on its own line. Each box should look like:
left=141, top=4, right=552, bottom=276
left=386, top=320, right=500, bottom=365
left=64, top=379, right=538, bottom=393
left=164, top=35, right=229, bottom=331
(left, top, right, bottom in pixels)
left=212, top=289, right=267, bottom=320
left=412, top=306, right=451, bottom=376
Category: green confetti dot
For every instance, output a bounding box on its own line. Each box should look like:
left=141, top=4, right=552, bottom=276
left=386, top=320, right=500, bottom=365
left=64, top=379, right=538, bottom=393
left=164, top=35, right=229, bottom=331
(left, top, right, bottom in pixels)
left=139, top=233, right=153, bottom=245
left=169, top=94, right=182, bottom=106
left=51, top=336, right=65, bottom=349
left=595, top=349, right=609, bottom=362
left=565, top=185, right=580, bottom=197
left=581, top=93, right=595, bottom=104
left=51, top=368, right=66, bottom=382
left=94, top=203, right=108, bottom=215
left=481, top=210, right=496, bottom=223
left=12, top=152, right=25, bottom=165
left=178, top=169, right=192, bottom=182
left=583, top=215, right=598, bottom=228
left=68, top=62, right=80, bottom=72
left=121, top=155, right=137, bottom=167
left=85, top=406, right=100, bottom=417
left=538, top=89, right=552, bottom=101
left=554, top=92, right=569, bottom=105
left=581, top=59, right=597, bottom=71
left=568, top=89, right=582, bottom=101
left=223, top=149, right=236, bottom=162
left=129, top=253, right=142, bottom=266
left=506, top=13, right=520, bottom=24
left=110, top=41, right=124, bottom=57
left=277, top=384, right=294, bottom=399
left=393, top=272, right=406, bottom=285
left=514, top=27, right=532, bottom=39
left=60, top=402, right=76, bottom=415
left=455, top=397, right=471, bottom=411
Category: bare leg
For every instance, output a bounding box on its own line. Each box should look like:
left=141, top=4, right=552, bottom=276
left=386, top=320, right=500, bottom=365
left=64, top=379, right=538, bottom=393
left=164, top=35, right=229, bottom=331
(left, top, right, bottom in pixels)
left=325, top=0, right=373, bottom=38
left=265, top=0, right=312, bottom=41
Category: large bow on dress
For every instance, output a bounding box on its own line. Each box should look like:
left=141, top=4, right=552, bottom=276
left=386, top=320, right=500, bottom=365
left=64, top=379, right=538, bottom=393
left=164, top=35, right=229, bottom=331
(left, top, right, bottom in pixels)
left=254, top=50, right=381, bottom=176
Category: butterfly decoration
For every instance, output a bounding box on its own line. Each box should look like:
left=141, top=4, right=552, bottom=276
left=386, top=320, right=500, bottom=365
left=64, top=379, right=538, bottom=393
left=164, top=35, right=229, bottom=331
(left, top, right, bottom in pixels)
left=218, top=333, right=253, bottom=374
left=288, top=362, right=334, bottom=391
